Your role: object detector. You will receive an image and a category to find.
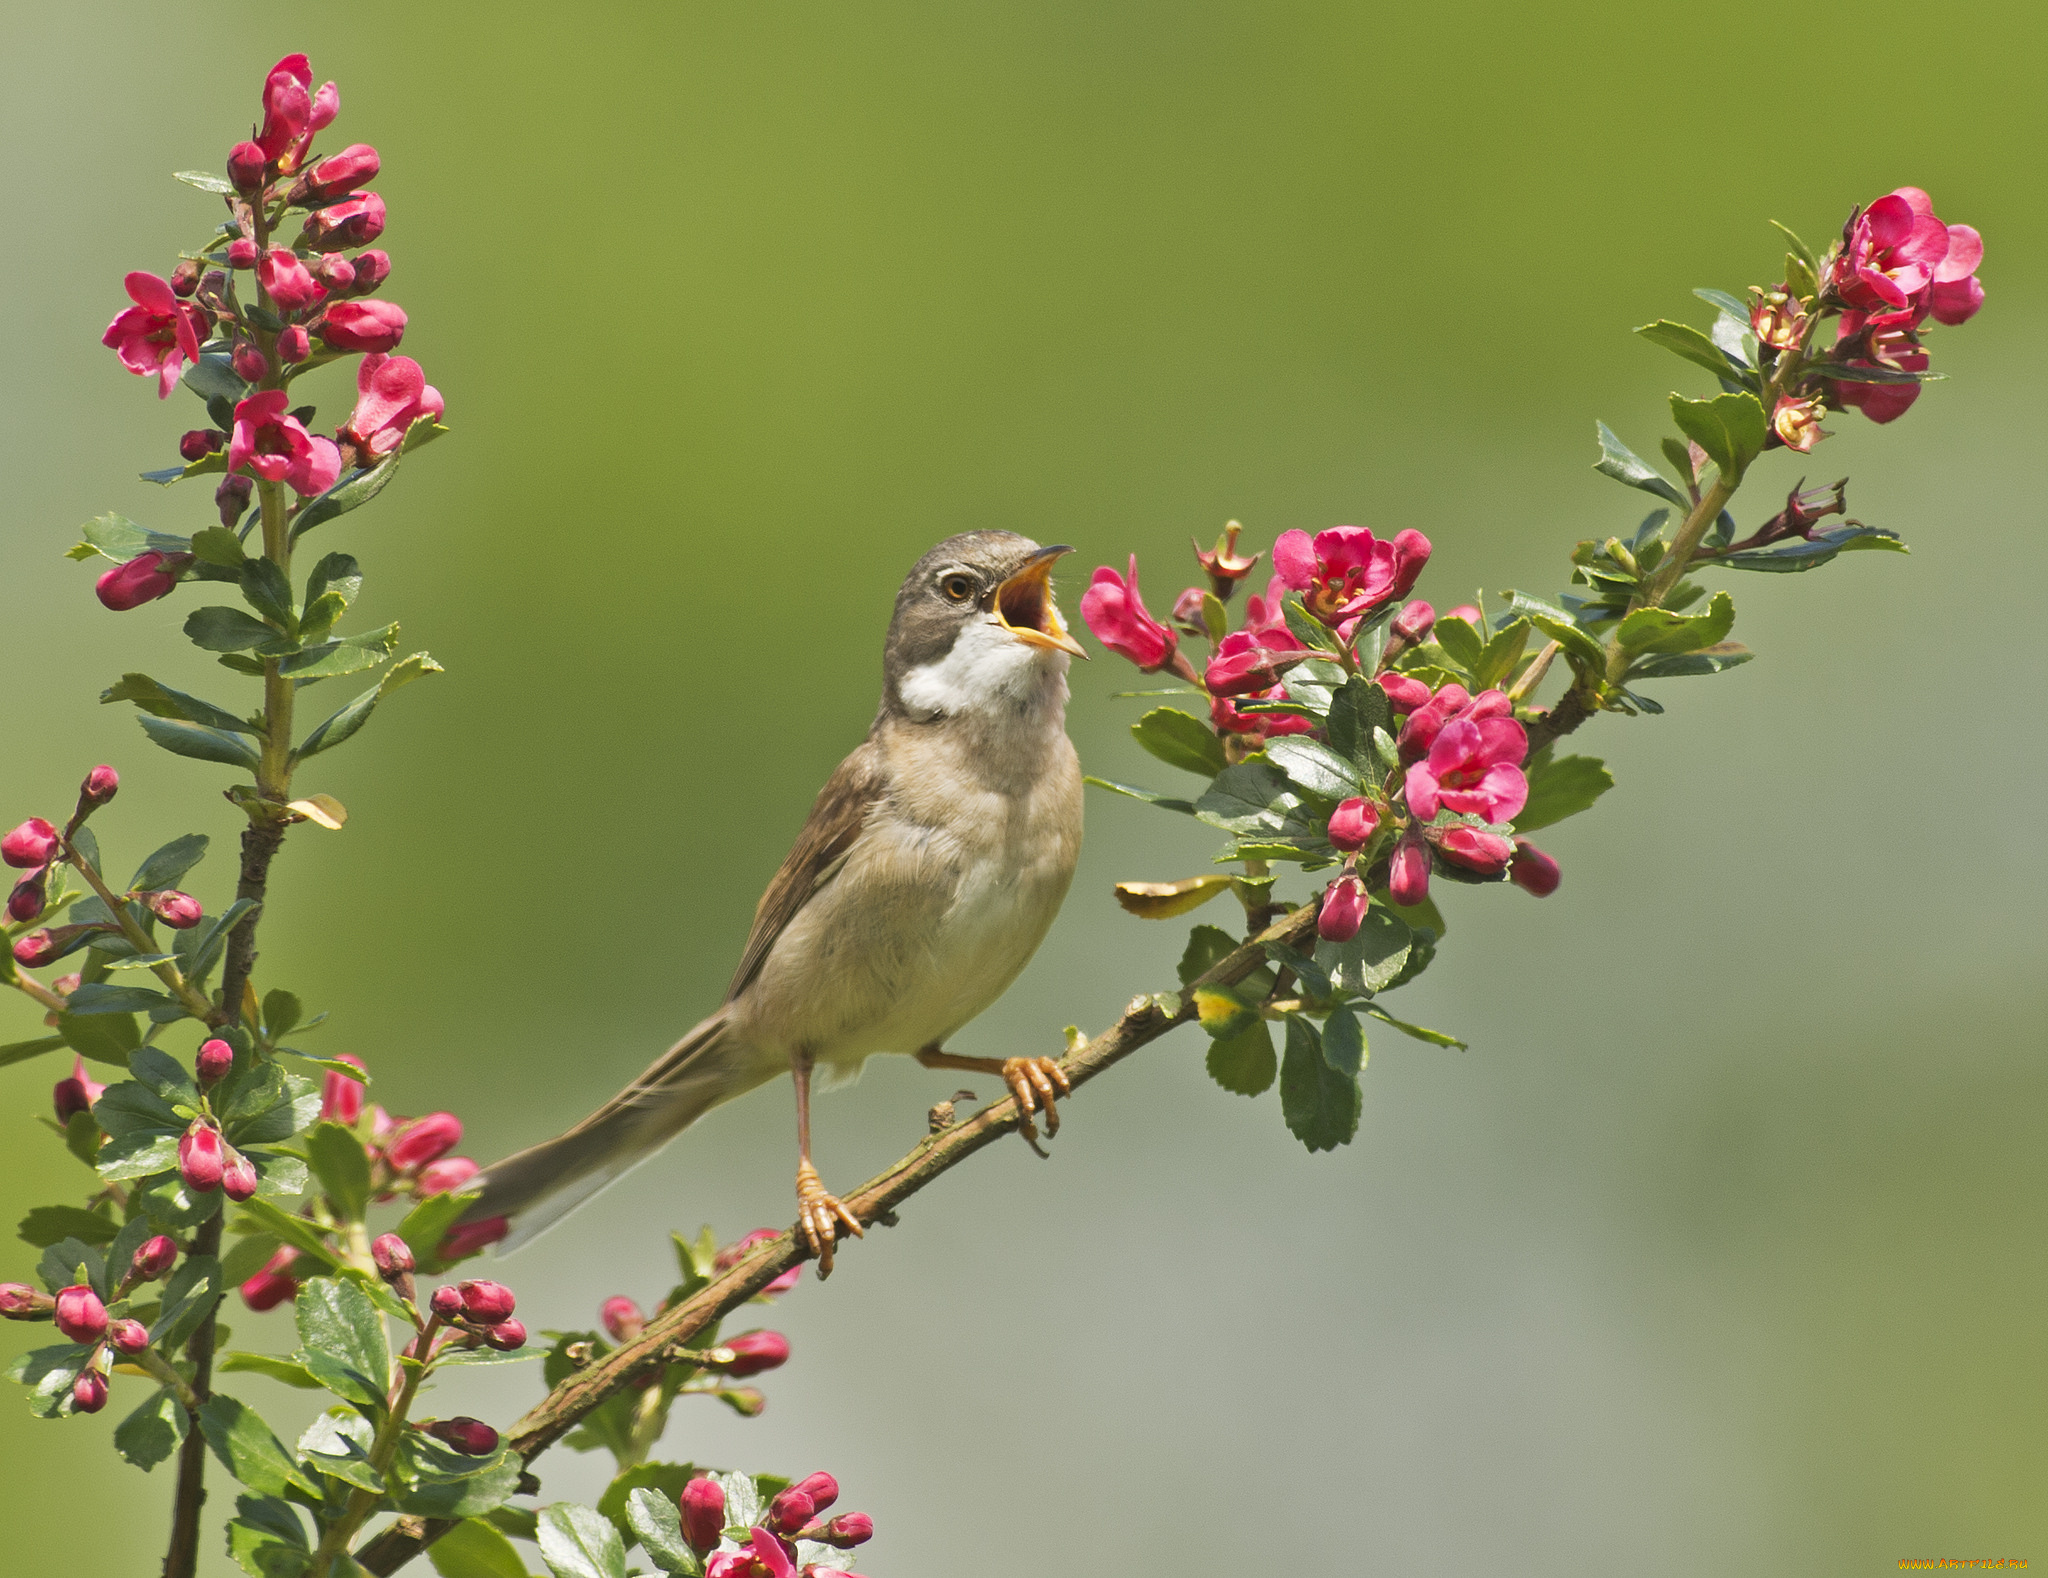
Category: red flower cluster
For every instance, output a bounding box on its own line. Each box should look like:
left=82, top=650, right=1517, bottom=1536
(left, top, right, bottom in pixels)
left=683, top=1470, right=873, bottom=1578
left=1828, top=187, right=1985, bottom=425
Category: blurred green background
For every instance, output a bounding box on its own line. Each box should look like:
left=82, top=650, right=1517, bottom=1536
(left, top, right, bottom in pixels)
left=3, top=3, right=2044, bottom=1573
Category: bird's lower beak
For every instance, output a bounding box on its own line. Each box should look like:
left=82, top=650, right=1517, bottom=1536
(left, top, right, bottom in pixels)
left=993, top=544, right=1088, bottom=658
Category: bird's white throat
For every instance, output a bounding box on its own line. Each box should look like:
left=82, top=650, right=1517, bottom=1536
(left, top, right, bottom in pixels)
left=897, top=617, right=1070, bottom=721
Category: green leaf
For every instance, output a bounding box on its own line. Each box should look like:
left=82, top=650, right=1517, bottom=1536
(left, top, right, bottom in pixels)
left=304, top=552, right=363, bottom=610
left=1471, top=619, right=1531, bottom=692
left=1515, top=749, right=1613, bottom=833
left=176, top=168, right=236, bottom=193
left=114, top=1386, right=190, bottom=1471
left=1770, top=219, right=1818, bottom=273
left=1627, top=642, right=1754, bottom=679
left=58, top=1009, right=140, bottom=1068
left=219, top=1352, right=323, bottom=1389
left=199, top=1394, right=318, bottom=1496
left=1176, top=924, right=1238, bottom=987
left=102, top=673, right=259, bottom=736
left=1278, top=1017, right=1361, bottom=1152
left=1205, top=1018, right=1276, bottom=1096
left=130, top=1045, right=200, bottom=1105
left=226, top=1494, right=311, bottom=1578
left=1364, top=1005, right=1468, bottom=1049
left=127, top=833, right=211, bottom=894
left=1314, top=906, right=1412, bottom=995
left=1693, top=286, right=1752, bottom=322
left=279, top=622, right=400, bottom=681
left=186, top=605, right=283, bottom=653
left=625, top=1487, right=703, bottom=1576
left=430, top=1518, right=536, bottom=1578
left=1280, top=595, right=1332, bottom=652
left=299, top=1408, right=384, bottom=1492
left=294, top=652, right=443, bottom=758
left=8, top=1343, right=88, bottom=1418
left=1719, top=525, right=1908, bottom=573
left=395, top=1190, right=477, bottom=1265
left=1635, top=319, right=1739, bottom=379
left=304, top=1123, right=373, bottom=1222
left=1264, top=939, right=1332, bottom=1002
left=37, top=1235, right=108, bottom=1296
left=66, top=982, right=174, bottom=1016
left=1324, top=676, right=1392, bottom=771
left=1192, top=982, right=1260, bottom=1040
left=597, top=1462, right=700, bottom=1535
left=1320, top=1004, right=1366, bottom=1076
left=152, top=1255, right=224, bottom=1349
left=0, top=1033, right=68, bottom=1069
left=76, top=511, right=193, bottom=564
left=178, top=896, right=261, bottom=984
left=239, top=558, right=296, bottom=631
left=1264, top=738, right=1362, bottom=801
left=1593, top=422, right=1687, bottom=508
left=1615, top=589, right=1734, bottom=655
left=138, top=713, right=264, bottom=770
left=262, top=990, right=305, bottom=1039
left=190, top=526, right=247, bottom=568
left=1130, top=708, right=1226, bottom=776
left=1081, top=776, right=1197, bottom=816
left=1668, top=391, right=1767, bottom=480
left=290, top=445, right=407, bottom=543
left=390, top=1437, right=523, bottom=1518
left=230, top=1198, right=340, bottom=1271
left=1818, top=359, right=1945, bottom=386
left=536, top=1503, right=628, bottom=1578
left=1524, top=612, right=1606, bottom=671
left=17, top=1204, right=117, bottom=1249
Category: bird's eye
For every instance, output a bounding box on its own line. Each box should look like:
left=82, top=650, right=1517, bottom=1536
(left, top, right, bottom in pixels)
left=940, top=573, right=975, bottom=603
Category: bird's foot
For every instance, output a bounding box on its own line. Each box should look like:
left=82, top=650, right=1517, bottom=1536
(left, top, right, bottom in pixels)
left=793, top=1159, right=863, bottom=1279
left=1000, top=1055, right=1071, bottom=1144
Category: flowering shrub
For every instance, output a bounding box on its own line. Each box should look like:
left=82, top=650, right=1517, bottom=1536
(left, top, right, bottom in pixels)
left=0, top=45, right=1987, bottom=1578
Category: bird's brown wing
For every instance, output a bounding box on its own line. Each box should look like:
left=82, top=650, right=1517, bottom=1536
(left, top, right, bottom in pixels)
left=724, top=735, right=889, bottom=1003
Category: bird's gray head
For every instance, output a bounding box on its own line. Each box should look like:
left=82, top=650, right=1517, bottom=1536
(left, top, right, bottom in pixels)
left=881, top=531, right=1087, bottom=722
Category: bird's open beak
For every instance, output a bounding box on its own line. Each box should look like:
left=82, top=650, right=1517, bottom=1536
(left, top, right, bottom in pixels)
left=992, top=544, right=1088, bottom=658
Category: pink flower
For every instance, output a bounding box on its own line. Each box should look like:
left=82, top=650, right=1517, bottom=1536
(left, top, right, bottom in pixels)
left=1391, top=599, right=1435, bottom=643
left=1429, top=824, right=1515, bottom=876
left=601, top=1295, right=645, bottom=1342
left=313, top=254, right=356, bottom=293
left=1317, top=874, right=1368, bottom=942
left=680, top=1477, right=727, bottom=1554
left=227, top=238, right=259, bottom=269
left=371, top=1234, right=415, bottom=1280
left=385, top=1112, right=462, bottom=1171
left=1403, top=713, right=1528, bottom=823
left=1832, top=189, right=1953, bottom=311
left=1395, top=681, right=1470, bottom=762
left=320, top=299, right=408, bottom=353
left=351, top=250, right=392, bottom=294
left=240, top=1248, right=299, bottom=1311
left=791, top=1472, right=839, bottom=1513
left=229, top=391, right=342, bottom=497
left=1749, top=287, right=1808, bottom=352
left=1388, top=829, right=1431, bottom=907
left=255, top=56, right=313, bottom=161
left=1209, top=686, right=1314, bottom=741
left=1441, top=604, right=1480, bottom=628
left=1204, top=627, right=1308, bottom=698
left=320, top=1055, right=367, bottom=1125
left=108, top=1318, right=150, bottom=1356
left=706, top=1529, right=797, bottom=1578
left=438, top=1215, right=509, bottom=1261
left=232, top=342, right=269, bottom=382
left=1326, top=797, right=1379, bottom=853
left=1770, top=394, right=1827, bottom=453
left=221, top=1150, right=259, bottom=1202
left=1271, top=526, right=1431, bottom=627
left=1080, top=557, right=1178, bottom=672
left=178, top=1122, right=225, bottom=1193
left=714, top=1228, right=802, bottom=1295
left=258, top=247, right=326, bottom=313
left=54, top=1285, right=108, bottom=1345
left=766, top=1487, right=816, bottom=1534
left=1193, top=520, right=1261, bottom=595
left=303, top=191, right=387, bottom=251
left=1510, top=839, right=1560, bottom=897
left=127, top=1236, right=177, bottom=1284
left=1377, top=671, right=1433, bottom=714
left=1832, top=306, right=1929, bottom=425
left=1170, top=585, right=1209, bottom=636
left=301, top=143, right=379, bottom=200
left=2, top=818, right=59, bottom=868
left=96, top=551, right=191, bottom=611
left=72, top=1370, right=109, bottom=1413
left=415, top=1156, right=479, bottom=1196
left=342, top=354, right=445, bottom=460
left=12, top=930, right=59, bottom=967
left=102, top=272, right=207, bottom=398
left=53, top=1056, right=105, bottom=1124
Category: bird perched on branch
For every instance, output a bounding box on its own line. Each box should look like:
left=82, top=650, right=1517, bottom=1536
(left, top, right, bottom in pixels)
left=462, top=532, right=1087, bottom=1273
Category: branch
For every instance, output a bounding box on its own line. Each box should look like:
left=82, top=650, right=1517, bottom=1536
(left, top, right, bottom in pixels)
left=354, top=901, right=1318, bottom=1575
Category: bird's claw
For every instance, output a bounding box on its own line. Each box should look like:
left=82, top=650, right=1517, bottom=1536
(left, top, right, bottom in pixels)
left=1002, top=1055, right=1072, bottom=1142
left=794, top=1160, right=863, bottom=1279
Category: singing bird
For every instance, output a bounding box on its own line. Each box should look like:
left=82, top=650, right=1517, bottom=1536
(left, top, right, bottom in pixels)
left=461, top=532, right=1088, bottom=1272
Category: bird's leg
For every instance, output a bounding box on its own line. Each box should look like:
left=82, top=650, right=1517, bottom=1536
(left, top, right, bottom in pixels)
left=790, top=1050, right=862, bottom=1278
left=916, top=1045, right=1072, bottom=1141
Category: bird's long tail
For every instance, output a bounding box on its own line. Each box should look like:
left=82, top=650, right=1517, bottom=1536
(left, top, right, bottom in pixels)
left=458, top=1006, right=769, bottom=1252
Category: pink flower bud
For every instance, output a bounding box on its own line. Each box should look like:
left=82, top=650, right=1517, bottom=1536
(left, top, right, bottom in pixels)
left=1389, top=831, right=1431, bottom=907
left=227, top=141, right=269, bottom=195
left=1377, top=672, right=1432, bottom=714
left=0, top=1283, right=52, bottom=1319
left=144, top=890, right=203, bottom=929
left=54, top=1285, right=108, bottom=1345
left=438, top=1215, right=509, bottom=1262
left=386, top=1112, right=462, bottom=1171
left=1170, top=585, right=1209, bottom=637
left=717, top=1329, right=790, bottom=1377
left=458, top=1280, right=516, bottom=1324
left=130, top=1236, right=178, bottom=1282
left=823, top=1513, right=873, bottom=1548
left=3, top=818, right=59, bottom=868
left=309, top=80, right=339, bottom=134
left=258, top=247, right=325, bottom=313
left=221, top=1149, right=259, bottom=1202
left=231, top=342, right=269, bottom=382
left=766, top=1488, right=815, bottom=1534
left=1510, top=839, right=1560, bottom=897
left=13, top=930, right=58, bottom=967
left=429, top=1285, right=466, bottom=1321
left=320, top=298, right=408, bottom=353
left=196, top=1039, right=234, bottom=1086
left=171, top=259, right=202, bottom=298
left=277, top=324, right=310, bottom=363
left=302, top=192, right=387, bottom=251
left=350, top=250, right=391, bottom=294
left=216, top=475, right=254, bottom=527
left=714, top=1228, right=803, bottom=1295
left=793, top=1471, right=839, bottom=1513
left=227, top=238, right=259, bottom=269
left=414, top=1156, right=479, bottom=1197
left=72, top=1370, right=109, bottom=1413
left=424, top=1417, right=499, bottom=1456
left=53, top=1056, right=105, bottom=1123
left=1317, top=873, right=1368, bottom=942
left=256, top=62, right=311, bottom=161
left=1080, top=557, right=1178, bottom=673
left=1205, top=627, right=1308, bottom=697
left=178, top=429, right=220, bottom=463
left=1326, top=797, right=1380, bottom=853
left=482, top=1318, right=527, bottom=1351
left=8, top=867, right=47, bottom=923
left=601, top=1296, right=645, bottom=1343
left=240, top=1247, right=299, bottom=1311
left=312, top=254, right=356, bottom=294
left=305, top=144, right=379, bottom=200
left=679, top=1477, right=727, bottom=1554
left=108, top=1318, right=151, bottom=1356
left=96, top=550, right=190, bottom=611
left=371, top=1233, right=415, bottom=1281
left=80, top=766, right=119, bottom=807
left=1392, top=599, right=1435, bottom=643
left=179, top=1123, right=225, bottom=1193
left=318, top=1054, right=366, bottom=1125
left=1429, top=824, right=1514, bottom=876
